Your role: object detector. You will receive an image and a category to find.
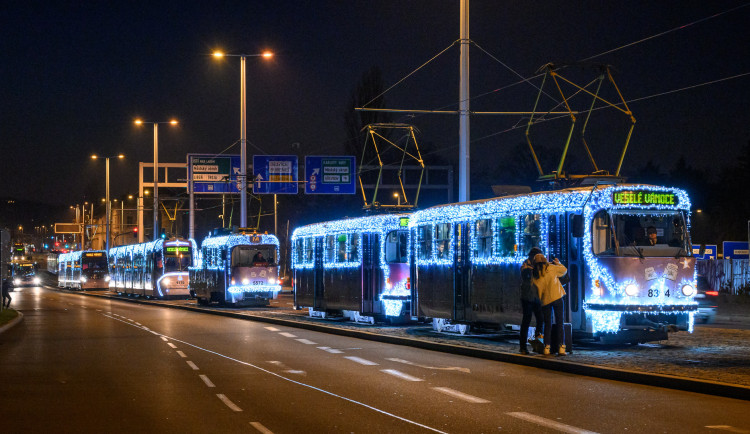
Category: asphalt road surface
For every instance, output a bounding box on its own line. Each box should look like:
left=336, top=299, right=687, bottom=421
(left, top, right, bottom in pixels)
left=1, top=285, right=748, bottom=433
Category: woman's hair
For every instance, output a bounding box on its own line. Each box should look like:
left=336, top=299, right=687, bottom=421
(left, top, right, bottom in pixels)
left=532, top=253, right=548, bottom=279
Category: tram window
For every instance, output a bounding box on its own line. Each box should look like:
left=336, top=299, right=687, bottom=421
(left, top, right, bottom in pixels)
left=336, top=234, right=347, bottom=262
left=348, top=233, right=360, bottom=262
left=435, top=223, right=451, bottom=259
left=592, top=210, right=615, bottom=255
left=495, top=216, right=516, bottom=257
left=232, top=246, right=276, bottom=267
left=548, top=215, right=558, bottom=256
left=325, top=235, right=336, bottom=263
left=416, top=225, right=433, bottom=260
left=520, top=214, right=542, bottom=255
left=386, top=230, right=408, bottom=263
left=474, top=219, right=493, bottom=259
left=304, top=238, right=314, bottom=263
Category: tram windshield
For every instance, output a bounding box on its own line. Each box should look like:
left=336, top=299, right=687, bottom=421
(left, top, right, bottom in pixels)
left=592, top=210, right=691, bottom=257
left=231, top=245, right=276, bottom=267
left=14, top=263, right=35, bottom=277
left=164, top=246, right=192, bottom=272
left=385, top=230, right=408, bottom=263
left=82, top=253, right=108, bottom=278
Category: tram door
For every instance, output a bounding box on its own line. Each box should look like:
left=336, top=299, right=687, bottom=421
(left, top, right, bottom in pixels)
left=361, top=233, right=379, bottom=314
left=453, top=222, right=471, bottom=321
left=313, top=237, right=325, bottom=310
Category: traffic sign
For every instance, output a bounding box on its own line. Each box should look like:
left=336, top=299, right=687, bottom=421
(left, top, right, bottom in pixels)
left=692, top=244, right=717, bottom=260
left=55, top=223, right=81, bottom=234
left=188, top=154, right=242, bottom=194
left=252, top=155, right=298, bottom=194
left=722, top=241, right=749, bottom=259
left=305, top=156, right=356, bottom=194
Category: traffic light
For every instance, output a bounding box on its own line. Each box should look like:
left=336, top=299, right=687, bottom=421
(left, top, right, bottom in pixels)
left=160, top=228, right=166, bottom=239
left=133, top=227, right=138, bottom=238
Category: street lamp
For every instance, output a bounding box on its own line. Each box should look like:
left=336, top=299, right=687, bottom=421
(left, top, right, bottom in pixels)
left=393, top=192, right=400, bottom=206
left=92, top=153, right=124, bottom=252
left=213, top=49, right=273, bottom=228
left=135, top=118, right=178, bottom=240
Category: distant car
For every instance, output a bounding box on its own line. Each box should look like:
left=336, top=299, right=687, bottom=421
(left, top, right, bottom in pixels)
left=694, top=275, right=718, bottom=324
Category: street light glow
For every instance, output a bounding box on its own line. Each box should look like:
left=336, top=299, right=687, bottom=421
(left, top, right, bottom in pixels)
left=213, top=51, right=224, bottom=58
left=134, top=119, right=143, bottom=125
left=262, top=51, right=273, bottom=58
left=118, top=154, right=125, bottom=159
left=91, top=154, right=98, bottom=159
left=169, top=119, right=178, bottom=125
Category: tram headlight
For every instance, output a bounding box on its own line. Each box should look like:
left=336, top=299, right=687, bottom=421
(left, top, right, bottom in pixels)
left=242, top=278, right=249, bottom=285
left=268, top=278, right=275, bottom=285
left=682, top=284, right=695, bottom=297
left=14, top=278, right=21, bottom=286
left=624, top=283, right=639, bottom=297
left=104, top=275, right=111, bottom=282
left=33, top=277, right=41, bottom=285
left=163, top=278, right=171, bottom=286
left=80, top=277, right=87, bottom=283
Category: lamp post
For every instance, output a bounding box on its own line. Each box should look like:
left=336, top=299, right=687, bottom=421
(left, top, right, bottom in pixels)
left=213, top=49, right=273, bottom=228
left=393, top=192, right=401, bottom=206
left=91, top=154, right=124, bottom=252
left=135, top=119, right=178, bottom=240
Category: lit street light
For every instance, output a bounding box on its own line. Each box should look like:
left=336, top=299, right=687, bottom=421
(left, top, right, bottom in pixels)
left=135, top=118, right=178, bottom=240
left=92, top=153, right=124, bottom=252
left=213, top=49, right=273, bottom=228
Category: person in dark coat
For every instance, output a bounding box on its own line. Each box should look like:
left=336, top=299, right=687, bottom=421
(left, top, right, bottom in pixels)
left=519, top=247, right=543, bottom=354
left=2, top=279, right=11, bottom=308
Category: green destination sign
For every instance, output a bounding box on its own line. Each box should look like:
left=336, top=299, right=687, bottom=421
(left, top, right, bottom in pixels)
left=166, top=246, right=190, bottom=253
left=612, top=190, right=679, bottom=206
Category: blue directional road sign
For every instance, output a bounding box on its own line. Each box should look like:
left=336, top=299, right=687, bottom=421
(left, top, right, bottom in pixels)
left=305, top=156, right=356, bottom=194
left=188, top=154, right=242, bottom=194
left=692, top=244, right=717, bottom=260
left=252, top=155, right=298, bottom=194
left=722, top=241, right=749, bottom=259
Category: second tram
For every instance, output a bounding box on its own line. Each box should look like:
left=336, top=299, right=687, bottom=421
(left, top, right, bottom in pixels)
left=108, top=238, right=195, bottom=299
left=57, top=250, right=109, bottom=290
left=291, top=214, right=412, bottom=323
left=190, top=232, right=282, bottom=306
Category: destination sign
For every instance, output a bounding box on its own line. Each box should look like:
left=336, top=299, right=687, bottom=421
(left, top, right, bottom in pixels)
left=399, top=217, right=410, bottom=227
left=612, top=190, right=678, bottom=206
left=166, top=246, right=190, bottom=253
left=84, top=252, right=104, bottom=257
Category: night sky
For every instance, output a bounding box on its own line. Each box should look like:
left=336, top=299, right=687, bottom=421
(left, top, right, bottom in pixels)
left=2, top=1, right=749, bottom=211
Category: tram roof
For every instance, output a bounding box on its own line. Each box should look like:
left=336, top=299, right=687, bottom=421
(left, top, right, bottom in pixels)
left=58, top=249, right=107, bottom=261
left=198, top=233, right=279, bottom=249
left=291, top=213, right=411, bottom=239
left=409, top=183, right=690, bottom=226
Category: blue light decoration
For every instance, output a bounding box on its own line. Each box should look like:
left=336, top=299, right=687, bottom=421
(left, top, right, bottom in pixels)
left=408, top=183, right=697, bottom=335
left=291, top=214, right=411, bottom=317
left=192, top=232, right=281, bottom=298
left=108, top=238, right=197, bottom=296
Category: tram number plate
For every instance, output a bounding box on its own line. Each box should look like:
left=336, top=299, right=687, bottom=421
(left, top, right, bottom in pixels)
left=647, top=289, right=670, bottom=297
left=252, top=281, right=264, bottom=285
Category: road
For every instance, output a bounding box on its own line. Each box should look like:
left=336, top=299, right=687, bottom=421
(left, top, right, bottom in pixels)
left=1, top=284, right=749, bottom=433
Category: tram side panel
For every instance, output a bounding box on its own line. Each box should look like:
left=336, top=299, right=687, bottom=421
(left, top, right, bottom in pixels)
left=468, top=263, right=523, bottom=326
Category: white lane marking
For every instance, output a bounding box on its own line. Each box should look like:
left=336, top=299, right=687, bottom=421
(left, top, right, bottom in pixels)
left=264, top=326, right=280, bottom=332
left=286, top=370, right=305, bottom=375
left=279, top=332, right=298, bottom=338
left=199, top=374, right=216, bottom=387
left=167, top=342, right=177, bottom=349
left=507, top=412, right=598, bottom=434
left=344, top=356, right=378, bottom=366
left=317, top=346, right=343, bottom=354
left=161, top=336, right=168, bottom=342
left=250, top=421, right=274, bottom=434
left=381, top=369, right=423, bottom=382
left=217, top=394, right=242, bottom=412
left=105, top=315, right=446, bottom=433
left=186, top=361, right=199, bottom=370
left=176, top=351, right=187, bottom=358
left=135, top=322, right=142, bottom=326
left=295, top=339, right=317, bottom=345
left=385, top=357, right=471, bottom=373
left=432, top=387, right=490, bottom=404
left=706, top=427, right=750, bottom=433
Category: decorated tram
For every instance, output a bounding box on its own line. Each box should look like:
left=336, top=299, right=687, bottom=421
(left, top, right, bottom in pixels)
left=190, top=232, right=281, bottom=306
left=108, top=238, right=195, bottom=299
left=408, top=183, right=697, bottom=343
left=291, top=214, right=412, bottom=323
left=57, top=250, right=109, bottom=290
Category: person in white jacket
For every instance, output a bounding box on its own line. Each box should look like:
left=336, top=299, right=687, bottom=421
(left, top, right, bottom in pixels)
left=531, top=253, right=568, bottom=355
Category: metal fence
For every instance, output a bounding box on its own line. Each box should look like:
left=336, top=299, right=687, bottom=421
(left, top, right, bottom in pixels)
left=697, top=259, right=750, bottom=295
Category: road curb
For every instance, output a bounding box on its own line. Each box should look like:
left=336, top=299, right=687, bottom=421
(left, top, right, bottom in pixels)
left=0, top=310, right=24, bottom=335
left=75, top=289, right=750, bottom=401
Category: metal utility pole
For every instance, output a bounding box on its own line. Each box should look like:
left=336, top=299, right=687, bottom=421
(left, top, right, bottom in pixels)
left=458, top=0, right=470, bottom=202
